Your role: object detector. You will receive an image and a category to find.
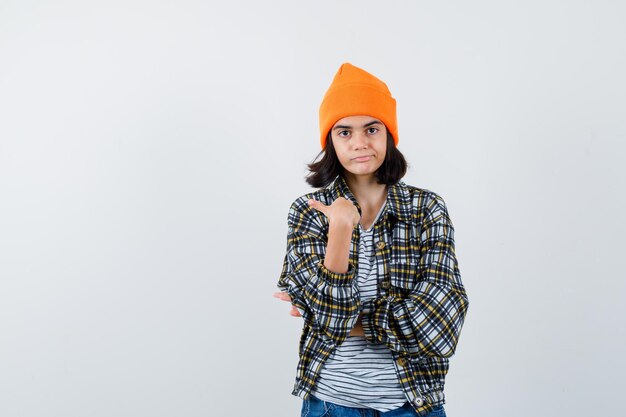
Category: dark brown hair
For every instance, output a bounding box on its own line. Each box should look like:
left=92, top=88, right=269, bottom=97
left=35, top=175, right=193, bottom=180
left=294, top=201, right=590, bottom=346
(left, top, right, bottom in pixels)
left=305, top=130, right=408, bottom=188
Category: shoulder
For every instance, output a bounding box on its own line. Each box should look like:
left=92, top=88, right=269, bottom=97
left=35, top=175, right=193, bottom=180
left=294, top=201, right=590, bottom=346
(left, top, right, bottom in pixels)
left=402, top=182, right=447, bottom=209
left=401, top=182, right=452, bottom=225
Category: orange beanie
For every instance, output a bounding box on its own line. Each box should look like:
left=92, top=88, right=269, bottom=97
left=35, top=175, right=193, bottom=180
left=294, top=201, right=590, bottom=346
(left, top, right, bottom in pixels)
left=318, top=62, right=398, bottom=149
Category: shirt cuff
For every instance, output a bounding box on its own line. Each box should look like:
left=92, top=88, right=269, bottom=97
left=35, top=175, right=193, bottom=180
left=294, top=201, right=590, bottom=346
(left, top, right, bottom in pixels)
left=316, top=260, right=356, bottom=286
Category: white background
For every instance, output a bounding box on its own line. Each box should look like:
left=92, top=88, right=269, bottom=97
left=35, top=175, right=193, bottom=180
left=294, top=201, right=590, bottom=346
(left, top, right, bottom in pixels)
left=1, top=1, right=625, bottom=416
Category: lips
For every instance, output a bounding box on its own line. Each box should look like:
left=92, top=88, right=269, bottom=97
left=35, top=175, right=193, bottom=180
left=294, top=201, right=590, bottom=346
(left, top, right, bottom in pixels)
left=353, top=155, right=372, bottom=162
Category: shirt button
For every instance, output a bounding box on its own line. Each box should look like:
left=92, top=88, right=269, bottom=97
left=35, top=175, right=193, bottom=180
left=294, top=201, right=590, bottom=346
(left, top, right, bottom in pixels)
left=380, top=281, right=390, bottom=289
left=413, top=397, right=424, bottom=406
left=376, top=241, right=386, bottom=249
left=397, top=358, right=406, bottom=367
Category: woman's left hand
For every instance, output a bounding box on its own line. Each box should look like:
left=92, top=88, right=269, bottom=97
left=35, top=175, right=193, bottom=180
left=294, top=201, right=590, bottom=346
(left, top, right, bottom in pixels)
left=273, top=291, right=365, bottom=336
left=273, top=291, right=302, bottom=317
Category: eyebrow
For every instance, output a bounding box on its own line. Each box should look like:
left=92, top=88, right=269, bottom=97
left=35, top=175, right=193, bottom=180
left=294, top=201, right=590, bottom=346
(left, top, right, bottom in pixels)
left=332, top=120, right=383, bottom=130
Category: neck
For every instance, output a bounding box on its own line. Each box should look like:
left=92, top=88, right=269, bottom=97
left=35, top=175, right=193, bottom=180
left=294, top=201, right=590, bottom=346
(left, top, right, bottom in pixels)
left=343, top=172, right=388, bottom=208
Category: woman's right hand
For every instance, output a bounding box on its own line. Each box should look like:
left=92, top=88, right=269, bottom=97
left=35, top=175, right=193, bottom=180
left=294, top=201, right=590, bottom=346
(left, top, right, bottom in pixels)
left=308, top=196, right=360, bottom=228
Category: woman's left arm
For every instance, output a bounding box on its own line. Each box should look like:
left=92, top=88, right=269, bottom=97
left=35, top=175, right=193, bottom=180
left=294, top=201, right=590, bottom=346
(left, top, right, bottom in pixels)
left=361, top=193, right=470, bottom=360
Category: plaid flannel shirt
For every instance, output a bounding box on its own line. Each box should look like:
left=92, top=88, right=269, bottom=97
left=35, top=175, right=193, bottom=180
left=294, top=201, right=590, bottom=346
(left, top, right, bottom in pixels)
left=277, top=174, right=469, bottom=415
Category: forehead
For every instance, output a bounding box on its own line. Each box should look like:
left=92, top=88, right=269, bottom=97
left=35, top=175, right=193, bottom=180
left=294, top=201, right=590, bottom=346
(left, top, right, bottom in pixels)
left=332, top=115, right=383, bottom=127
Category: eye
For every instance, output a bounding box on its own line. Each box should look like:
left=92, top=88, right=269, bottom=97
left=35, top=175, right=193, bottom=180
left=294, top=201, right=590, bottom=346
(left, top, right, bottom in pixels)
left=367, top=127, right=379, bottom=134
left=338, top=130, right=350, bottom=137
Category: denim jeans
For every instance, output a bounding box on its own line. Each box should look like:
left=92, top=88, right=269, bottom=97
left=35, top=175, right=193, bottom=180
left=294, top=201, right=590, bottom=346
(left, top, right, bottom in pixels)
left=301, top=395, right=447, bottom=417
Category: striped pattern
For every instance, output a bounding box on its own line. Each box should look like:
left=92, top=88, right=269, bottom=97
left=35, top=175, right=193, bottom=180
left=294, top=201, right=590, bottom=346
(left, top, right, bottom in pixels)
left=310, top=201, right=408, bottom=412
left=277, top=174, right=469, bottom=415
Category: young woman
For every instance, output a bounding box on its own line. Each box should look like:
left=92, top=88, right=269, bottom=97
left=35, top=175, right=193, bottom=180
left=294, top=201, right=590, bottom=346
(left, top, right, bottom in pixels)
left=274, top=63, right=469, bottom=417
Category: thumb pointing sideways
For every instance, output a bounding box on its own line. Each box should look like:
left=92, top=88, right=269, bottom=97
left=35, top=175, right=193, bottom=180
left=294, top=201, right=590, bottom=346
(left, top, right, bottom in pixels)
left=307, top=198, right=327, bottom=216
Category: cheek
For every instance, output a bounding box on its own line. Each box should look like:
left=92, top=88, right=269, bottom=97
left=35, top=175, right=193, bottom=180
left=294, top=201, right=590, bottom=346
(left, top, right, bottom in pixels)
left=333, top=143, right=350, bottom=160
left=377, top=143, right=387, bottom=158
left=338, top=154, right=352, bottom=165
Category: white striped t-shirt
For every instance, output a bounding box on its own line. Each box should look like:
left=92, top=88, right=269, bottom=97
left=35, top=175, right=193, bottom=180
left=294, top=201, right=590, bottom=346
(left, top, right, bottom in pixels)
left=308, top=199, right=408, bottom=412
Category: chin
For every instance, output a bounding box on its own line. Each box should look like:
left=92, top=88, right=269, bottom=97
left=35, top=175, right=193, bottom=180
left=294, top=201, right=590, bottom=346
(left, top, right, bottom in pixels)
left=350, top=169, right=376, bottom=177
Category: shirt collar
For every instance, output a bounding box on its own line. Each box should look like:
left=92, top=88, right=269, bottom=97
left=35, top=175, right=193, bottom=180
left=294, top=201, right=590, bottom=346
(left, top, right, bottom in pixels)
left=327, top=174, right=412, bottom=223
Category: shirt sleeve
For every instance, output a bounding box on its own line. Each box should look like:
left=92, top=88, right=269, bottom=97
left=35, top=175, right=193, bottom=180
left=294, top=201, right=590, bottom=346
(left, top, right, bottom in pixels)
left=276, top=197, right=361, bottom=347
left=361, top=193, right=469, bottom=360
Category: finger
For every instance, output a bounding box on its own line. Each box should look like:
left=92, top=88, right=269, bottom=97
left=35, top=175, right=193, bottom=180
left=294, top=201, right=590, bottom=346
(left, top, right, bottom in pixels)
left=290, top=306, right=302, bottom=317
left=273, top=291, right=291, bottom=301
left=308, top=198, right=327, bottom=216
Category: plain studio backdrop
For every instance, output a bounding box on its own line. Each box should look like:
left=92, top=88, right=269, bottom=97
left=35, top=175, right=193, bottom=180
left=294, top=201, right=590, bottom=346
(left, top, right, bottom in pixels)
left=1, top=1, right=624, bottom=416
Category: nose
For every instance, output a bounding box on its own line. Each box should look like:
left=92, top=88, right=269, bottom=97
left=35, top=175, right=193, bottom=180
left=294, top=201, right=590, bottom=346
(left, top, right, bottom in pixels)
left=352, top=131, right=368, bottom=149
